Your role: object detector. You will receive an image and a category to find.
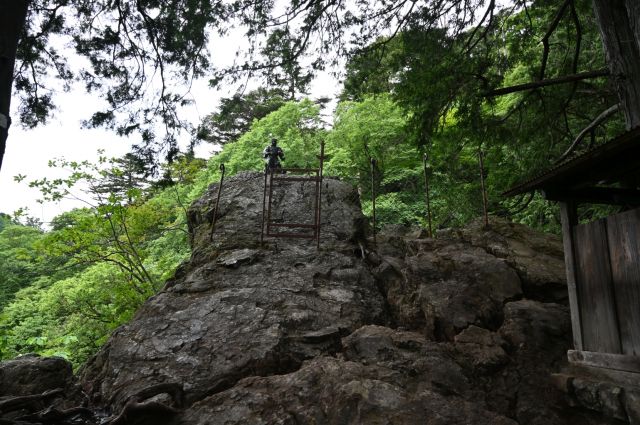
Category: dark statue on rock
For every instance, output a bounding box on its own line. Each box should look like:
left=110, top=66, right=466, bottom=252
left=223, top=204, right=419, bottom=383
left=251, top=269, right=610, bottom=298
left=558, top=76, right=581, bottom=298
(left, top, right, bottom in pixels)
left=263, top=138, right=285, bottom=173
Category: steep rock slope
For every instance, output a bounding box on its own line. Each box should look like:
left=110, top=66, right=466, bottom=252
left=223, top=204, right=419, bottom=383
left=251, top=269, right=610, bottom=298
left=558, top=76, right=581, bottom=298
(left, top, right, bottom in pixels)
left=80, top=173, right=387, bottom=410
left=1, top=172, right=621, bottom=424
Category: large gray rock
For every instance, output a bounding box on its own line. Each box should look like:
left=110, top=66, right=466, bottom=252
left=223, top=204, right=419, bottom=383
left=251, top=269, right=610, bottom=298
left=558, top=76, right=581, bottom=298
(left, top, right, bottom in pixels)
left=459, top=218, right=567, bottom=303
left=174, top=326, right=517, bottom=425
left=187, top=171, right=365, bottom=258
left=491, top=300, right=574, bottom=425
left=80, top=174, right=387, bottom=412
left=374, top=239, right=522, bottom=340
left=0, top=354, right=74, bottom=397
left=71, top=175, right=609, bottom=425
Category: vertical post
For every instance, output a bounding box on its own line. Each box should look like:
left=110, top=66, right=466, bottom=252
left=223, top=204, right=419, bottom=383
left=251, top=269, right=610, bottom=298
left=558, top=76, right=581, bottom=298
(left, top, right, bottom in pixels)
left=560, top=201, right=584, bottom=351
left=209, top=163, right=226, bottom=241
left=313, top=168, right=320, bottom=241
left=422, top=153, right=433, bottom=238
left=316, top=141, right=325, bottom=249
left=261, top=167, right=269, bottom=246
left=266, top=168, right=275, bottom=235
left=478, top=149, right=489, bottom=228
left=370, top=158, right=377, bottom=246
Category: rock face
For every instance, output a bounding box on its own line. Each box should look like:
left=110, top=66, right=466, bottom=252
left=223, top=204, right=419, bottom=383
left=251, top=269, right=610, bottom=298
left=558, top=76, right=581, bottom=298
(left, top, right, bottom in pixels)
left=80, top=173, right=387, bottom=413
left=177, top=326, right=517, bottom=425
left=458, top=218, right=567, bottom=303
left=0, top=354, right=85, bottom=423
left=0, top=354, right=74, bottom=397
left=2, top=173, right=623, bottom=424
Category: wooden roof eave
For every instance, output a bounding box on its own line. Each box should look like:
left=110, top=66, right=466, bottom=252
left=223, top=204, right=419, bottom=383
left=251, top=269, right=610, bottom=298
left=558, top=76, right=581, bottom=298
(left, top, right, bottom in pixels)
left=503, top=127, right=640, bottom=205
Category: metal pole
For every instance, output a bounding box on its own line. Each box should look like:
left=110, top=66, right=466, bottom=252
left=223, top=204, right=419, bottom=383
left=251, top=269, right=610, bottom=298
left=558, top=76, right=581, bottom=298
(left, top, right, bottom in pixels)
left=422, top=153, right=433, bottom=238
left=313, top=168, right=320, bottom=241
left=266, top=168, right=275, bottom=235
left=209, top=163, right=226, bottom=241
left=316, top=141, right=325, bottom=249
left=478, top=149, right=489, bottom=228
left=370, top=157, right=377, bottom=246
left=261, top=167, right=269, bottom=246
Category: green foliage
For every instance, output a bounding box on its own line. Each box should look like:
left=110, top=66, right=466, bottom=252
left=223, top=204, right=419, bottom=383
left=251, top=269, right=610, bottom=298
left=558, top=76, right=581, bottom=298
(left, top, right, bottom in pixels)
left=1, top=153, right=194, bottom=368
left=362, top=193, right=425, bottom=227
left=333, top=1, right=624, bottom=233
left=0, top=264, right=150, bottom=366
left=0, top=213, right=13, bottom=231
left=326, top=94, right=415, bottom=188
left=198, top=88, right=289, bottom=146
left=0, top=223, right=45, bottom=310
left=194, top=99, right=325, bottom=190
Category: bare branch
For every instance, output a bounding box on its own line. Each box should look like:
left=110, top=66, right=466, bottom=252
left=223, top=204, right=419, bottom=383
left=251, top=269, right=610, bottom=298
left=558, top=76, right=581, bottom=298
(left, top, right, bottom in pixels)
left=484, top=69, right=609, bottom=97
left=556, top=104, right=620, bottom=162
left=540, top=0, right=571, bottom=80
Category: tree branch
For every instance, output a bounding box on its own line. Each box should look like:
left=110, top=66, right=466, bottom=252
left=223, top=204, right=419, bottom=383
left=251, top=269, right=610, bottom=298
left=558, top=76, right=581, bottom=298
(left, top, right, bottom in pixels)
left=484, top=69, right=609, bottom=97
left=540, top=0, right=571, bottom=80
left=556, top=103, right=620, bottom=162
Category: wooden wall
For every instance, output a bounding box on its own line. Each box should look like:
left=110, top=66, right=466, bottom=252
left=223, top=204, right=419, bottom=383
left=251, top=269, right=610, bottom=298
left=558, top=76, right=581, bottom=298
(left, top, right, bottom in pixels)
left=572, top=208, right=640, bottom=356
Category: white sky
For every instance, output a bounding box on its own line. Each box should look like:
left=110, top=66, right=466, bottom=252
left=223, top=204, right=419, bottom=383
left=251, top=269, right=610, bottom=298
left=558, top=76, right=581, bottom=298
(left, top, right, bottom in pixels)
left=0, top=29, right=341, bottom=227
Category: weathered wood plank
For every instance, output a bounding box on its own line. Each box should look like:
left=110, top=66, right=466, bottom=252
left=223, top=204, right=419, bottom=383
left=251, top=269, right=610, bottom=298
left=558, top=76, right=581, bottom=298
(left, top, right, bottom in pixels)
left=574, top=219, right=622, bottom=353
left=567, top=361, right=640, bottom=388
left=607, top=207, right=640, bottom=355
left=560, top=202, right=583, bottom=350
left=568, top=349, right=640, bottom=373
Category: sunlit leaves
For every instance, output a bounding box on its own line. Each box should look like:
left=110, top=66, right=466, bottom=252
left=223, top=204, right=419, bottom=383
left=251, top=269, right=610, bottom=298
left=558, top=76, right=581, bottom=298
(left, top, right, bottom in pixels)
left=206, top=99, right=325, bottom=178
left=1, top=152, right=194, bottom=366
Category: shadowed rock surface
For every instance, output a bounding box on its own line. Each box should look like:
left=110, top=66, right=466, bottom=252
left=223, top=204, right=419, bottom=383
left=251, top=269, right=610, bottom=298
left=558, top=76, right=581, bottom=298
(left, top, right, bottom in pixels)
left=1, top=173, right=626, bottom=424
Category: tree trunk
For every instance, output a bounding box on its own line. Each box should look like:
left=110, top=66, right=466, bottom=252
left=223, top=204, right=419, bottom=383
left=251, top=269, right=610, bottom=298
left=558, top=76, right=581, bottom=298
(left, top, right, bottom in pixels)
left=0, top=0, right=29, bottom=172
left=592, top=0, right=640, bottom=130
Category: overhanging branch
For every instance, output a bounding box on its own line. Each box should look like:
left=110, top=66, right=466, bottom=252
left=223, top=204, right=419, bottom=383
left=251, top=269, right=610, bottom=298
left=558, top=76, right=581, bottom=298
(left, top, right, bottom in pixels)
left=484, top=69, right=609, bottom=97
left=556, top=103, right=620, bottom=162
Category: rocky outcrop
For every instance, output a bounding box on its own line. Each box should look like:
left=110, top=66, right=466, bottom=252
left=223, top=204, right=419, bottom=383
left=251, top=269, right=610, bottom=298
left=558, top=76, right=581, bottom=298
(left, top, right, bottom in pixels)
left=0, top=355, right=88, bottom=423
left=1, top=173, right=624, bottom=424
left=457, top=218, right=567, bottom=303
left=80, top=173, right=387, bottom=415
left=372, top=238, right=522, bottom=340
left=0, top=355, right=74, bottom=397
left=176, top=326, right=517, bottom=425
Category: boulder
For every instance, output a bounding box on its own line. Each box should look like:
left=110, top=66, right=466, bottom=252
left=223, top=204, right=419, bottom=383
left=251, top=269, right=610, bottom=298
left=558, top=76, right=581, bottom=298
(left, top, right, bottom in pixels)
left=499, top=299, right=571, bottom=350
left=490, top=300, right=574, bottom=425
left=80, top=174, right=387, bottom=412
left=65, top=174, right=610, bottom=425
left=460, top=218, right=567, bottom=303
left=174, top=340, right=516, bottom=425
left=453, top=325, right=509, bottom=373
left=374, top=241, right=521, bottom=340
left=0, top=354, right=74, bottom=397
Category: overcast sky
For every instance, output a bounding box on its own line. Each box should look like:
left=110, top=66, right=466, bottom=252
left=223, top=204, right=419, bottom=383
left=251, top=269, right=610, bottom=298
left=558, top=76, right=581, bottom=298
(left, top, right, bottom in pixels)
left=0, top=29, right=340, bottom=228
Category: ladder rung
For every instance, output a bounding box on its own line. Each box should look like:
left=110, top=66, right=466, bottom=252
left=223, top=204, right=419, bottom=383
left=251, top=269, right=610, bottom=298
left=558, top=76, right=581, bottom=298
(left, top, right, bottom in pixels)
left=268, top=223, right=317, bottom=229
left=272, top=176, right=319, bottom=182
left=266, top=232, right=316, bottom=239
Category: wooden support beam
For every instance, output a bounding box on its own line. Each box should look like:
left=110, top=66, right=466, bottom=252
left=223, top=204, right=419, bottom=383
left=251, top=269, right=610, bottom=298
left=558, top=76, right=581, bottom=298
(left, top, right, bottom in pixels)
left=543, top=187, right=640, bottom=205
left=568, top=349, right=640, bottom=373
left=560, top=201, right=584, bottom=351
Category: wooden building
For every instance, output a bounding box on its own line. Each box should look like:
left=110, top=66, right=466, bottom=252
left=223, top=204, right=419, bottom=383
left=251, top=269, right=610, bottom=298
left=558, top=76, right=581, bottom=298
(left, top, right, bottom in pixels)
left=504, top=128, right=640, bottom=380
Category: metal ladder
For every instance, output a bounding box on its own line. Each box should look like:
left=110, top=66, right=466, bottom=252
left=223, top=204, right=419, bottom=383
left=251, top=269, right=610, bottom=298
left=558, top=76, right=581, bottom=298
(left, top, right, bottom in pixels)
left=261, top=142, right=325, bottom=248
